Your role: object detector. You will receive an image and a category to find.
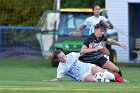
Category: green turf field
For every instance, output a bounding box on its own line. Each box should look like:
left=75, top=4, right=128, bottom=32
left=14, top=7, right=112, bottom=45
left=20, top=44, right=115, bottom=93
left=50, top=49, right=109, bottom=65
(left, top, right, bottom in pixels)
left=0, top=59, right=139, bottom=93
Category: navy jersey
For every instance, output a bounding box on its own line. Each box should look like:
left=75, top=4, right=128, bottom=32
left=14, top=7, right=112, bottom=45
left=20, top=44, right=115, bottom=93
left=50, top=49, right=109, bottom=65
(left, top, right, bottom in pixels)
left=80, top=33, right=108, bottom=63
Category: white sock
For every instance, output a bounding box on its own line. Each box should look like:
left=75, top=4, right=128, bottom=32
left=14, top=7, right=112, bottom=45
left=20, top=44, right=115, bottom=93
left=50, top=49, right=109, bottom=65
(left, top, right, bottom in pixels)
left=103, top=71, right=115, bottom=81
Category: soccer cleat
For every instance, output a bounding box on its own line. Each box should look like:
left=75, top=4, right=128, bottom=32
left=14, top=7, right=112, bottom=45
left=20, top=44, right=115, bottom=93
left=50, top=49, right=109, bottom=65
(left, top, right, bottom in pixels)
left=114, top=73, right=124, bottom=82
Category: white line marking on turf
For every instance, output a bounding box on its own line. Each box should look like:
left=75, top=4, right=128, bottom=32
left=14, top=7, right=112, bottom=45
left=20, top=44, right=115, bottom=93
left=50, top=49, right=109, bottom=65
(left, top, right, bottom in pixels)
left=0, top=86, right=139, bottom=91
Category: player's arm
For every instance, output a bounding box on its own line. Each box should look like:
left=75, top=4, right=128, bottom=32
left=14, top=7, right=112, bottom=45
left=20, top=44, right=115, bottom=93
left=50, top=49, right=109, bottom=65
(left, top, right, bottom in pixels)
left=50, top=78, right=61, bottom=81
left=80, top=45, right=103, bottom=55
left=107, top=38, right=127, bottom=49
left=100, top=46, right=110, bottom=56
left=77, top=25, right=86, bottom=32
left=71, top=52, right=81, bottom=58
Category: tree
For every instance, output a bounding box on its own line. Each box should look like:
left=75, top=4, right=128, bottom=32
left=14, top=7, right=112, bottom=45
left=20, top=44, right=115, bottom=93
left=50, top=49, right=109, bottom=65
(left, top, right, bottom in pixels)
left=61, top=0, right=105, bottom=8
left=0, top=0, right=54, bottom=26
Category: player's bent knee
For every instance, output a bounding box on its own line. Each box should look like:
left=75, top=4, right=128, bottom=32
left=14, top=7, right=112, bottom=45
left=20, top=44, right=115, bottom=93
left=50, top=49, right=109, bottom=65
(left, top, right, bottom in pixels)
left=112, top=66, right=120, bottom=72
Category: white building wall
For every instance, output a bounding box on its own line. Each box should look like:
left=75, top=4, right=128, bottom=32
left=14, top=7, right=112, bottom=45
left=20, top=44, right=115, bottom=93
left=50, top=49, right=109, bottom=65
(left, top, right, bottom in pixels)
left=106, top=0, right=140, bottom=62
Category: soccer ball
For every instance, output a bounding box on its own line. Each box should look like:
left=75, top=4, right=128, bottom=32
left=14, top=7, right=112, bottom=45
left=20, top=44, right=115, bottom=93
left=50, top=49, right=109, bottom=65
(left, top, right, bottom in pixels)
left=94, top=72, right=106, bottom=82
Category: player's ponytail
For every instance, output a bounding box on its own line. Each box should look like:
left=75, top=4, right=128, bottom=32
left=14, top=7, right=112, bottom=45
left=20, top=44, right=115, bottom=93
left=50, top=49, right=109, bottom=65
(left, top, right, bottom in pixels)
left=95, top=21, right=107, bottom=30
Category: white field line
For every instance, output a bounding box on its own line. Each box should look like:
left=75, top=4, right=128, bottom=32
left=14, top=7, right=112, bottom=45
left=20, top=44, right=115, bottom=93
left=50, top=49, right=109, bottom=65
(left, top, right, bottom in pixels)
left=0, top=80, right=139, bottom=91
left=0, top=86, right=139, bottom=91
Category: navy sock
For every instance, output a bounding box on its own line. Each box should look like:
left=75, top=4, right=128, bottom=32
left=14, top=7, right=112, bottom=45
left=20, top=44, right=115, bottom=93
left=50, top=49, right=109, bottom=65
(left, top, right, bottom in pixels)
left=118, top=69, right=122, bottom=76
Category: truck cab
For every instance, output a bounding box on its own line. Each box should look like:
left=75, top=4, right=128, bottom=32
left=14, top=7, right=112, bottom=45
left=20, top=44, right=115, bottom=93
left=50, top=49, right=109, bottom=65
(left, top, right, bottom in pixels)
left=36, top=8, right=118, bottom=67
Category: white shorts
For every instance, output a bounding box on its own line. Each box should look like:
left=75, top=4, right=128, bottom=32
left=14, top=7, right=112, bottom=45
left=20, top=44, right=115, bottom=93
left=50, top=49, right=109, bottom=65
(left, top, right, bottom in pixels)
left=81, top=64, right=97, bottom=81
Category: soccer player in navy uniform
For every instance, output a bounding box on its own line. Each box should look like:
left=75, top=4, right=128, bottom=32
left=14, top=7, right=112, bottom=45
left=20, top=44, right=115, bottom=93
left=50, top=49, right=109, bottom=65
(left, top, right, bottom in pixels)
left=80, top=22, right=127, bottom=79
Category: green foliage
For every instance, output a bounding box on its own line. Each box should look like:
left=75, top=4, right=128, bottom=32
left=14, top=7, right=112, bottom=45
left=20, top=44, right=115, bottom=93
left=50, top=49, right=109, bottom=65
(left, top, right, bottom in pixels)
left=61, top=0, right=105, bottom=8
left=0, top=0, right=53, bottom=26
left=0, top=0, right=105, bottom=26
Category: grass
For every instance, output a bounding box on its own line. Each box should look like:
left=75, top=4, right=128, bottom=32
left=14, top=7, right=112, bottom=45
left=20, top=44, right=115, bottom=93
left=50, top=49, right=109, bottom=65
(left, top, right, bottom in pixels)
left=0, top=59, right=140, bottom=93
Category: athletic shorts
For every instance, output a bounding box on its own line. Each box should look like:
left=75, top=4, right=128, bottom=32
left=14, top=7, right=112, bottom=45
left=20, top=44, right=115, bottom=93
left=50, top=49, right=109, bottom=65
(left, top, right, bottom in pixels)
left=82, top=64, right=97, bottom=81
left=92, top=56, right=108, bottom=67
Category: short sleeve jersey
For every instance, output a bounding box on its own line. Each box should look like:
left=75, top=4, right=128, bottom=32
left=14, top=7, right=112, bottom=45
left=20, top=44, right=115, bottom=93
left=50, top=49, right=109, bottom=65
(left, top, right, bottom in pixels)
left=84, top=16, right=108, bottom=35
left=80, top=33, right=108, bottom=63
left=57, top=52, right=94, bottom=81
left=84, top=33, right=107, bottom=47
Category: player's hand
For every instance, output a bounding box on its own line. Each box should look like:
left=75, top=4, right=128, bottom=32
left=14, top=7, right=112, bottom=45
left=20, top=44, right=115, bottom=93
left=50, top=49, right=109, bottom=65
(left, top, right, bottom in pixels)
left=89, top=43, right=93, bottom=48
left=120, top=44, right=127, bottom=50
left=50, top=78, right=61, bottom=81
left=96, top=45, right=103, bottom=51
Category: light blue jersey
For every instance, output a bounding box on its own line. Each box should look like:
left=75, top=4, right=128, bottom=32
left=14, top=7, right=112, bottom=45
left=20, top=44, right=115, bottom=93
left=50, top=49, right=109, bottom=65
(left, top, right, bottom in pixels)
left=57, top=52, right=96, bottom=81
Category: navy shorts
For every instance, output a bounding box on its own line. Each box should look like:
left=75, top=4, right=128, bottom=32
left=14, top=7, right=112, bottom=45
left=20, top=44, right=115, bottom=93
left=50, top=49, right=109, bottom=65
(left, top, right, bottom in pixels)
left=91, top=56, right=108, bottom=67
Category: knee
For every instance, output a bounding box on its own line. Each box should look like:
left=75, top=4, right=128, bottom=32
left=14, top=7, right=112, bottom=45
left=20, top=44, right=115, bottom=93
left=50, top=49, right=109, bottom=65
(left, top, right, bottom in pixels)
left=112, top=66, right=120, bottom=72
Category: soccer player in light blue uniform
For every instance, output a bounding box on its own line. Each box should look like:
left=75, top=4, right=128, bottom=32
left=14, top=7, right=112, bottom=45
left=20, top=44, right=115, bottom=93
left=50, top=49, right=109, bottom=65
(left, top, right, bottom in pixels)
left=50, top=49, right=117, bottom=82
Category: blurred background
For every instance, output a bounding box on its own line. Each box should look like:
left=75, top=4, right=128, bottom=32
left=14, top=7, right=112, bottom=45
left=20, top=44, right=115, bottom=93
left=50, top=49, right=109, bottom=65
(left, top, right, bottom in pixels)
left=0, top=0, right=140, bottom=64
left=0, top=0, right=105, bottom=59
